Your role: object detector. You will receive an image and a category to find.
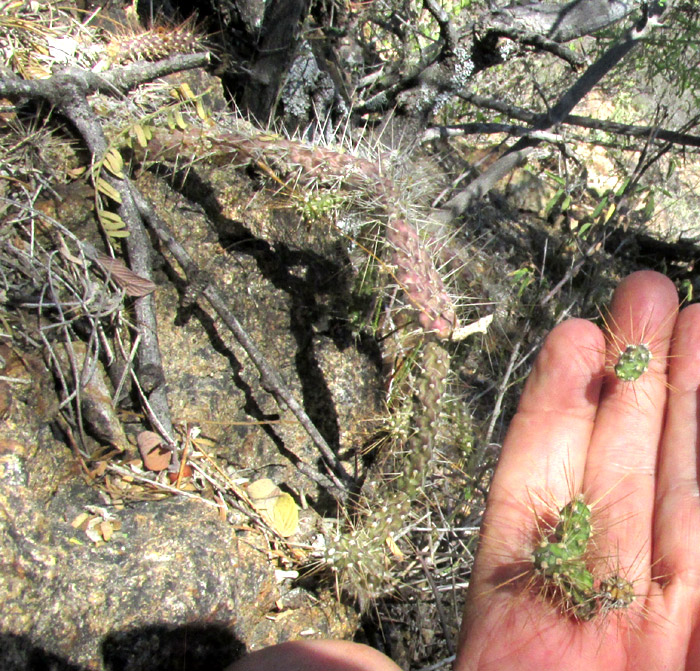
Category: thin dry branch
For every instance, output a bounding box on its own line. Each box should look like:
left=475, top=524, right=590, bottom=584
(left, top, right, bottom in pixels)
left=452, top=92, right=700, bottom=149
left=129, top=187, right=354, bottom=503
left=438, top=2, right=668, bottom=223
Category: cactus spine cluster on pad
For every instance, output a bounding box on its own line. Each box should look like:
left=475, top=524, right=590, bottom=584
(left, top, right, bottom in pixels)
left=531, top=494, right=635, bottom=621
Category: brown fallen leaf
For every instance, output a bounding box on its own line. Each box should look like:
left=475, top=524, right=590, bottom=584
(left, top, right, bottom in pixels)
left=93, top=251, right=157, bottom=297
left=137, top=431, right=171, bottom=471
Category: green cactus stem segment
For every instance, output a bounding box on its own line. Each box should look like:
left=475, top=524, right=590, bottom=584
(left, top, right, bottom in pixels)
left=614, top=343, right=652, bottom=381
left=554, top=495, right=592, bottom=554
left=533, top=541, right=586, bottom=576
left=557, top=566, right=597, bottom=621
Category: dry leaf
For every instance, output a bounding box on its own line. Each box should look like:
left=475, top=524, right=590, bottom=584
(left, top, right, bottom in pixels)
left=385, top=535, right=405, bottom=560
left=247, top=478, right=279, bottom=506
left=137, top=431, right=171, bottom=471
left=102, top=148, right=125, bottom=179
left=93, top=251, right=156, bottom=297
left=96, top=177, right=122, bottom=203
left=84, top=517, right=103, bottom=543
left=269, top=493, right=299, bottom=537
left=71, top=512, right=90, bottom=528
left=99, top=520, right=113, bottom=541
left=247, top=479, right=299, bottom=536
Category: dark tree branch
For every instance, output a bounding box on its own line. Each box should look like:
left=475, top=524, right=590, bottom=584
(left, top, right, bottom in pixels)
left=443, top=93, right=700, bottom=148
left=486, top=27, right=585, bottom=67
left=0, top=54, right=210, bottom=101
left=437, top=1, right=669, bottom=222
left=240, top=0, right=311, bottom=122
left=423, top=0, right=458, bottom=54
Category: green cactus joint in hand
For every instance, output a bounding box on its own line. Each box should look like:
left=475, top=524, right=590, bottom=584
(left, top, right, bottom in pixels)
left=532, top=541, right=585, bottom=577
left=614, top=343, right=652, bottom=381
left=557, top=565, right=597, bottom=621
left=554, top=495, right=592, bottom=555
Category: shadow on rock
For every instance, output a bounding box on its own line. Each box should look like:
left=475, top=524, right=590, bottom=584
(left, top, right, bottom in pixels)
left=0, top=624, right=246, bottom=671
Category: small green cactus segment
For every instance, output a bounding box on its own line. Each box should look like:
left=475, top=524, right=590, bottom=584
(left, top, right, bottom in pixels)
left=614, top=343, right=652, bottom=381
left=530, top=496, right=637, bottom=621
left=553, top=496, right=592, bottom=554
left=558, top=566, right=597, bottom=621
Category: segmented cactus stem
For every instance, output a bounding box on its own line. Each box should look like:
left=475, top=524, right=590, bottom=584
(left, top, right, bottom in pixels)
left=146, top=125, right=458, bottom=338
left=324, top=342, right=450, bottom=604
left=531, top=495, right=636, bottom=621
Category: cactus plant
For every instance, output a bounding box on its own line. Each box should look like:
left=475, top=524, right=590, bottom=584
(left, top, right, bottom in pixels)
left=528, top=494, right=642, bottom=621
left=598, top=573, right=636, bottom=613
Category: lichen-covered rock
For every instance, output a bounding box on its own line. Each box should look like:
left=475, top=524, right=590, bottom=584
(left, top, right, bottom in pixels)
left=0, top=351, right=359, bottom=670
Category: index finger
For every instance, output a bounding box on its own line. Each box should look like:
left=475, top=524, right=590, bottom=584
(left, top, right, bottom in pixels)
left=473, top=317, right=605, bottom=579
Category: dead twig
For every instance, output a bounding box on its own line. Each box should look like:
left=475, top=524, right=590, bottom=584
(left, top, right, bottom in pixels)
left=129, top=187, right=354, bottom=503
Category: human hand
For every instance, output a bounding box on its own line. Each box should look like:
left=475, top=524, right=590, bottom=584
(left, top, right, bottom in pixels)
left=455, top=270, right=700, bottom=671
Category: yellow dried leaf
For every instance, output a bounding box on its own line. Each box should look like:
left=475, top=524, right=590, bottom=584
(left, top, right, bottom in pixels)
left=98, top=210, right=126, bottom=230
left=68, top=166, right=87, bottom=179
left=604, top=203, right=616, bottom=223
left=179, top=82, right=195, bottom=100
left=269, top=493, right=299, bottom=537
left=96, top=178, right=122, bottom=204
left=106, top=229, right=130, bottom=238
left=195, top=98, right=208, bottom=121
left=100, top=520, right=113, bottom=541
left=247, top=478, right=279, bottom=505
left=174, top=109, right=187, bottom=130
left=71, top=512, right=90, bottom=528
left=385, top=535, right=404, bottom=560
left=103, top=148, right=124, bottom=178
left=133, top=123, right=150, bottom=148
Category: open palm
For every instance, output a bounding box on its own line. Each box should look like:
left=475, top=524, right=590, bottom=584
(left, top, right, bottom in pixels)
left=455, top=271, right=700, bottom=671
